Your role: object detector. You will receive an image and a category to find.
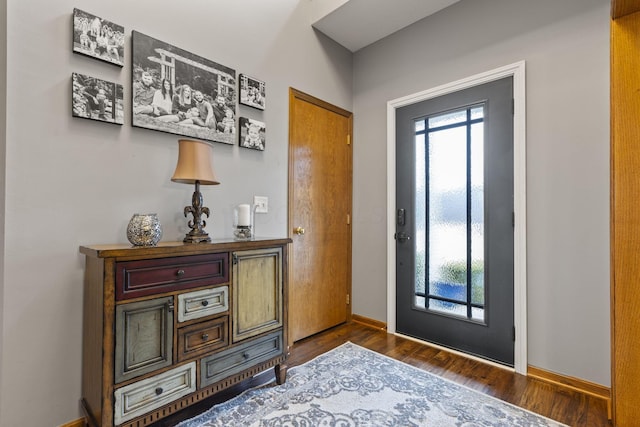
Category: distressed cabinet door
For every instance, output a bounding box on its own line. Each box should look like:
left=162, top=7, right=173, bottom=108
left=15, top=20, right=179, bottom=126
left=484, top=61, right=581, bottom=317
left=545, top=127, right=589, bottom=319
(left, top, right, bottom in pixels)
left=232, top=247, right=283, bottom=342
left=115, top=296, right=174, bottom=383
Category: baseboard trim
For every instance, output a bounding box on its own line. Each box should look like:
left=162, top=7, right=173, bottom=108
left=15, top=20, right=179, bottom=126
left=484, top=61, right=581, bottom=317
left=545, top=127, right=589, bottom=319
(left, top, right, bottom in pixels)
left=351, top=314, right=387, bottom=330
left=59, top=418, right=85, bottom=427
left=527, top=365, right=611, bottom=417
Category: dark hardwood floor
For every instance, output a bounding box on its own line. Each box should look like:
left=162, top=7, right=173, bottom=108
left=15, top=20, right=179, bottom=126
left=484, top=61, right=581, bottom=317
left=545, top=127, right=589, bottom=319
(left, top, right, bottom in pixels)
left=154, top=321, right=611, bottom=426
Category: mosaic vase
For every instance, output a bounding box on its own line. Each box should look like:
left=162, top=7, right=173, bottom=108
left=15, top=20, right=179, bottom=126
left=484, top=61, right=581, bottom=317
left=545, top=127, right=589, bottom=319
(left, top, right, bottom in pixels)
left=127, top=213, right=162, bottom=246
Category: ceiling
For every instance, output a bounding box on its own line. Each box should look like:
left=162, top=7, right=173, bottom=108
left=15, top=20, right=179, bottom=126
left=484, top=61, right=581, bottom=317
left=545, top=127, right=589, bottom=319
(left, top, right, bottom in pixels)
left=311, top=0, right=461, bottom=52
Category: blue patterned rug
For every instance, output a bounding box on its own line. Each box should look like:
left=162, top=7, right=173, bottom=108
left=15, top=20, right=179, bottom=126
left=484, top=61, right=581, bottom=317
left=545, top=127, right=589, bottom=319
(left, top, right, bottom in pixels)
left=177, top=342, right=567, bottom=427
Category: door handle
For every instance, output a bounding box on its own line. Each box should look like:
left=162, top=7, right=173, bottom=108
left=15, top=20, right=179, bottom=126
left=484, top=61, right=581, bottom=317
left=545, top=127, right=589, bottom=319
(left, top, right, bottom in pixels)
left=294, top=226, right=305, bottom=235
left=395, top=232, right=411, bottom=243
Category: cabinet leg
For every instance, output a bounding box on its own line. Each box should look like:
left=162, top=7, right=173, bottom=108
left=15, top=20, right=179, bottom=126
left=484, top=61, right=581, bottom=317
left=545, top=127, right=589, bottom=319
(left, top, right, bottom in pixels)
left=275, top=363, right=288, bottom=385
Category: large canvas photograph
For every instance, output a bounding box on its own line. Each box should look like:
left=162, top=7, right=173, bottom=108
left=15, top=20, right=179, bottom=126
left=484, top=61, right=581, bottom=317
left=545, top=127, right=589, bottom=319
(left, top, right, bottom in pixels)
left=132, top=31, right=237, bottom=145
left=72, top=8, right=124, bottom=66
left=72, top=72, right=124, bottom=125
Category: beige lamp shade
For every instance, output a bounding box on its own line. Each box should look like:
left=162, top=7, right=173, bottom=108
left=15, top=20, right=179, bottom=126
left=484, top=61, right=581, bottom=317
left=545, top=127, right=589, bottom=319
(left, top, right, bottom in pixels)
left=171, top=139, right=220, bottom=185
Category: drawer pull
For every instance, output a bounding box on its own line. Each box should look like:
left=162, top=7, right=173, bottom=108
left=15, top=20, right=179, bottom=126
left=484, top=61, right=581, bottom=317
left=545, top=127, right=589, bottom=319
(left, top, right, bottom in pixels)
left=202, top=333, right=209, bottom=341
left=155, top=387, right=163, bottom=396
left=243, top=352, right=250, bottom=359
left=201, top=300, right=209, bottom=307
left=176, top=269, right=185, bottom=277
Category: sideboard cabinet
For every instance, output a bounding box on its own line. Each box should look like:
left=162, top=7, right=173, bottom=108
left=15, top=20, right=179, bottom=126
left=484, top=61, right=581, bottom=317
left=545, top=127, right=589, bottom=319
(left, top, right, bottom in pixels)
left=80, top=238, right=291, bottom=427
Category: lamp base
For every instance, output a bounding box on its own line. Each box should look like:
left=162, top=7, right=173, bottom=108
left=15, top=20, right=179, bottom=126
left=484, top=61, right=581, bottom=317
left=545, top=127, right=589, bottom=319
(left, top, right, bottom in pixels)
left=183, top=230, right=211, bottom=244
left=182, top=180, right=212, bottom=244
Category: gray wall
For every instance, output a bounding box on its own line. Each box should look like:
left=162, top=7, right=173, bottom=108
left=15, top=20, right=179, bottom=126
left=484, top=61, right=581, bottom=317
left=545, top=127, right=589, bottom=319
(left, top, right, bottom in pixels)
left=351, top=0, right=610, bottom=386
left=0, top=1, right=351, bottom=425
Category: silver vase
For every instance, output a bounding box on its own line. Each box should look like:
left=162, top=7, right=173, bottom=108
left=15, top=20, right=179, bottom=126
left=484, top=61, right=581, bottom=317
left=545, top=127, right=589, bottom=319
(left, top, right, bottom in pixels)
left=127, top=213, right=162, bottom=246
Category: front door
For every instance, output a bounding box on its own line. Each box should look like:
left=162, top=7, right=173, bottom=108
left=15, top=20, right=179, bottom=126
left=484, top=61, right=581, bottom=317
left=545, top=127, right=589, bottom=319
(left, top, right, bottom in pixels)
left=395, top=77, right=514, bottom=365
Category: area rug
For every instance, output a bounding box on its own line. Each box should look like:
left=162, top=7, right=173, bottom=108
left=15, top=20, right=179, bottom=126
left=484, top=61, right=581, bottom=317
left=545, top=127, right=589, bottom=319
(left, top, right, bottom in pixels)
left=177, top=342, right=567, bottom=427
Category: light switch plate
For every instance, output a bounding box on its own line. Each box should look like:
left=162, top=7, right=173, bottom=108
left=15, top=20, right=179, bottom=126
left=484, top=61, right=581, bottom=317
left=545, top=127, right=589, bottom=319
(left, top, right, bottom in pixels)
left=254, top=196, right=268, bottom=213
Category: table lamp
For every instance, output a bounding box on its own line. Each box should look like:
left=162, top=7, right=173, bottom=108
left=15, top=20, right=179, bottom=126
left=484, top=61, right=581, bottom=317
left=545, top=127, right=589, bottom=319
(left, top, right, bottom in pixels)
left=171, top=139, right=220, bottom=243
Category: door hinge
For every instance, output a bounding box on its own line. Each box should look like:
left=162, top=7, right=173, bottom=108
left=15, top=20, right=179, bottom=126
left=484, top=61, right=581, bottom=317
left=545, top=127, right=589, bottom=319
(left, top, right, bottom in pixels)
left=347, top=135, right=351, bottom=146
left=512, top=212, right=515, bottom=227
left=232, top=253, right=238, bottom=265
left=347, top=213, right=351, bottom=225
left=513, top=326, right=516, bottom=341
left=346, top=294, right=350, bottom=305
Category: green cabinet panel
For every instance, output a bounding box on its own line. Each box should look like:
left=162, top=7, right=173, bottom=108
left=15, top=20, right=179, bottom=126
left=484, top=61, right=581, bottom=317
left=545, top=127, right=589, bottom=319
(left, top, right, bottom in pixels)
left=115, top=297, right=174, bottom=384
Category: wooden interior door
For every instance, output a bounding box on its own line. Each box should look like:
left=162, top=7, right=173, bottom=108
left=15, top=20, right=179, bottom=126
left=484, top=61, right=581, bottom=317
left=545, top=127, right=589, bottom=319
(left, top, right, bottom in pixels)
left=288, top=88, right=352, bottom=343
left=611, top=3, right=640, bottom=425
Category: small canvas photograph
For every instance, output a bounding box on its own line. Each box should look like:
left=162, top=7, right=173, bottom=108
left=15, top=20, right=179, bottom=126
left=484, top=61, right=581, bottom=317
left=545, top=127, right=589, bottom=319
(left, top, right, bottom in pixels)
left=72, top=72, right=124, bottom=125
left=72, top=8, right=124, bottom=66
left=239, top=117, right=265, bottom=151
left=132, top=31, right=237, bottom=145
left=239, top=74, right=265, bottom=110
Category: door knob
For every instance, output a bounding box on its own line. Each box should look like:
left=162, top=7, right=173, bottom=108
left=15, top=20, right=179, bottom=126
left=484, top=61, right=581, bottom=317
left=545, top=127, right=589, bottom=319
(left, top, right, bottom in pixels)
left=294, top=227, right=305, bottom=235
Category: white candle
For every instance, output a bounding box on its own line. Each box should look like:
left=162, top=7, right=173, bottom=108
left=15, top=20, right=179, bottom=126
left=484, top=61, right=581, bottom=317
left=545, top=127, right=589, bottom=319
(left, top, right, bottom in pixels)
left=237, top=204, right=251, bottom=226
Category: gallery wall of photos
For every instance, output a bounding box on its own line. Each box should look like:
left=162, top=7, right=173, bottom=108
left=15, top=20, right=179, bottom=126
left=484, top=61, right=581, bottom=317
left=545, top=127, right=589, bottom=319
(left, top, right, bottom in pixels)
left=71, top=8, right=267, bottom=151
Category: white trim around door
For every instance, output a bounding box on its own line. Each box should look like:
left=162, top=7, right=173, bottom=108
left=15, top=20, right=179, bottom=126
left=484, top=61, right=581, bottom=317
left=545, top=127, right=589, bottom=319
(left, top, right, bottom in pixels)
left=386, top=61, right=527, bottom=374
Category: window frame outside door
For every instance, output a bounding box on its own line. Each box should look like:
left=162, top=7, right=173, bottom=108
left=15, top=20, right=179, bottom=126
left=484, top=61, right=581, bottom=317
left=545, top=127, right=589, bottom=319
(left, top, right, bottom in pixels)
left=386, top=61, right=527, bottom=374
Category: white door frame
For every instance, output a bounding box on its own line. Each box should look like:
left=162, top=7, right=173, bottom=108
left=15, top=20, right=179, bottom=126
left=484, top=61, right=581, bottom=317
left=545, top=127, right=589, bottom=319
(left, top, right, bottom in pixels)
left=386, top=61, right=527, bottom=374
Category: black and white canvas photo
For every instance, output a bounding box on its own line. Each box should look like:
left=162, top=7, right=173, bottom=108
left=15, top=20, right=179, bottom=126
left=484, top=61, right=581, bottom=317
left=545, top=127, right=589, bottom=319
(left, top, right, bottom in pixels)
left=239, top=74, right=265, bottom=110
left=132, top=31, right=237, bottom=145
left=239, top=117, right=265, bottom=151
left=72, top=72, right=124, bottom=125
left=72, top=9, right=124, bottom=66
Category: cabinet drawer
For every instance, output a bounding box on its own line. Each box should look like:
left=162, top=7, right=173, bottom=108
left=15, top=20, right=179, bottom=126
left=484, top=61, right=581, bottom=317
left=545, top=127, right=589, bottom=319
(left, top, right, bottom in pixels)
left=177, top=317, right=229, bottom=362
left=116, top=253, right=229, bottom=300
left=201, top=331, right=283, bottom=387
left=177, top=286, right=229, bottom=322
left=114, top=362, right=196, bottom=425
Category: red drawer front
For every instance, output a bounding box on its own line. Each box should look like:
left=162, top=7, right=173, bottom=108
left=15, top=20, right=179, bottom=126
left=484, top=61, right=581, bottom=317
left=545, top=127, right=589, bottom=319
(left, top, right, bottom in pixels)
left=116, top=253, right=229, bottom=300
